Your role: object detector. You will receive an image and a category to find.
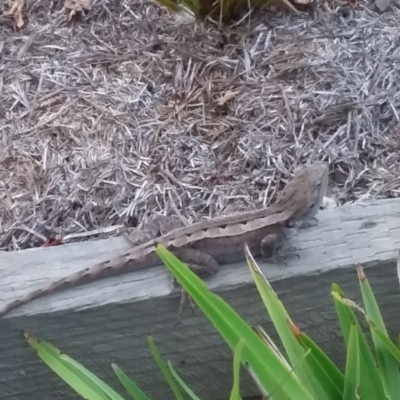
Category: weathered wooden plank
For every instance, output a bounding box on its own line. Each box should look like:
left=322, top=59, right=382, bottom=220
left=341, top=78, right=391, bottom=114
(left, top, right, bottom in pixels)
left=1, top=199, right=400, bottom=400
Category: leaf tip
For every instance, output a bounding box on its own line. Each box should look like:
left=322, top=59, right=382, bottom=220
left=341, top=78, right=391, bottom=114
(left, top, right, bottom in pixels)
left=288, top=319, right=301, bottom=338
left=356, top=264, right=366, bottom=281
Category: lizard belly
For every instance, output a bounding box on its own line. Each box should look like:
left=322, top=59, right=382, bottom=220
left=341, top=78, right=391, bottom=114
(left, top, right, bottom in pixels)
left=191, top=224, right=282, bottom=264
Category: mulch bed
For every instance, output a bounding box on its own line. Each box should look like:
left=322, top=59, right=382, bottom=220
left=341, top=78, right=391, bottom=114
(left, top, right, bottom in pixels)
left=1, top=0, right=399, bottom=251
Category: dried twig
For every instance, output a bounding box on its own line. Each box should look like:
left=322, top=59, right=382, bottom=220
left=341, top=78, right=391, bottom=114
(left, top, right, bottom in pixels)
left=1, top=0, right=399, bottom=251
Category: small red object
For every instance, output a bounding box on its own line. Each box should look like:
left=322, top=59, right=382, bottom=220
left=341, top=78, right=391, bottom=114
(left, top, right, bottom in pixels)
left=42, top=237, right=63, bottom=247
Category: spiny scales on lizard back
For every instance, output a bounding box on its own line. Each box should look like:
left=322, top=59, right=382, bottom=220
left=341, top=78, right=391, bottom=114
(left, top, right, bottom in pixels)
left=0, top=162, right=329, bottom=318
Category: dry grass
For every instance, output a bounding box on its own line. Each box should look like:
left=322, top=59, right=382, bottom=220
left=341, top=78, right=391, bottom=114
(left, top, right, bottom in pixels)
left=1, top=0, right=400, bottom=251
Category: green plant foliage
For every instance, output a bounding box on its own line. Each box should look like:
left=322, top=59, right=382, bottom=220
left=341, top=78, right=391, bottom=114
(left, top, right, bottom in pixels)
left=26, top=245, right=400, bottom=400
left=147, top=336, right=186, bottom=400
left=26, top=332, right=126, bottom=400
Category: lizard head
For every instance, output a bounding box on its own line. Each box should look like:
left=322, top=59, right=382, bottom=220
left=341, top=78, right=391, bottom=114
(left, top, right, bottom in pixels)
left=275, top=162, right=329, bottom=222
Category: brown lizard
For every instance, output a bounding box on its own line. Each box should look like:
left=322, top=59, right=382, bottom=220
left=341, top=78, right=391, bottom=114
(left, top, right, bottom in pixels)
left=0, top=162, right=329, bottom=318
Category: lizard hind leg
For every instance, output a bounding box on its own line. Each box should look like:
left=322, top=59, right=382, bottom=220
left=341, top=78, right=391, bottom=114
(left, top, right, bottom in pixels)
left=172, top=247, right=220, bottom=279
left=170, top=248, right=220, bottom=323
left=260, top=228, right=302, bottom=265
left=175, top=290, right=196, bottom=326
left=260, top=231, right=289, bottom=265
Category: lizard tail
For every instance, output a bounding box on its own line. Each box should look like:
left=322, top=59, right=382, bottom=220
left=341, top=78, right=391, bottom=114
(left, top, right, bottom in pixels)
left=0, top=255, right=133, bottom=318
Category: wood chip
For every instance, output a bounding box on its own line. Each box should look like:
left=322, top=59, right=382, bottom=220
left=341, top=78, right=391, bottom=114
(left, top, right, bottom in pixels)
left=1, top=0, right=400, bottom=251
left=3, top=0, right=25, bottom=29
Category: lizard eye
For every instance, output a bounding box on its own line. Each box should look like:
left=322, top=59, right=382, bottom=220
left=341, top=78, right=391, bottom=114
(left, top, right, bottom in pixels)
left=309, top=202, right=315, bottom=209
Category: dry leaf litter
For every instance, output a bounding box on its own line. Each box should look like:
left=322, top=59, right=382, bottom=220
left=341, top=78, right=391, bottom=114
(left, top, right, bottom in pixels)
left=0, top=0, right=400, bottom=251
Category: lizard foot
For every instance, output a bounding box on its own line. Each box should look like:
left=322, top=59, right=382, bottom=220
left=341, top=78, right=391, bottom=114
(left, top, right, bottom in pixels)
left=285, top=246, right=301, bottom=259
left=269, top=247, right=301, bottom=265
left=265, top=250, right=290, bottom=266
left=300, top=216, right=319, bottom=229
left=175, top=289, right=197, bottom=325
